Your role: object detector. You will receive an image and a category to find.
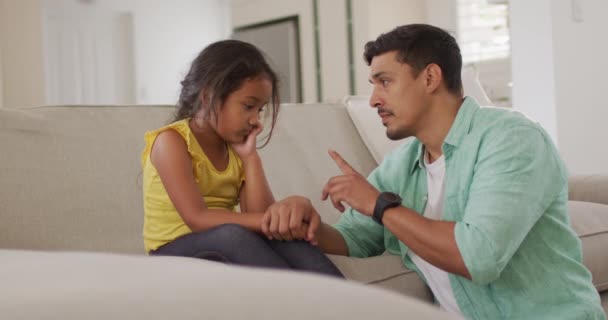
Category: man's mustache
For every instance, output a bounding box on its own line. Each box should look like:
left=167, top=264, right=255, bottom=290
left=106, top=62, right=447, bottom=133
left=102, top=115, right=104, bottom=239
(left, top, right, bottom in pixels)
left=378, top=109, right=393, bottom=116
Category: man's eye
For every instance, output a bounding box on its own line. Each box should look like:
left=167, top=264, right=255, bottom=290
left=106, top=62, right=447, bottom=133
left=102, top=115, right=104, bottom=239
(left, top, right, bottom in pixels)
left=382, top=80, right=389, bottom=87
left=244, top=104, right=255, bottom=110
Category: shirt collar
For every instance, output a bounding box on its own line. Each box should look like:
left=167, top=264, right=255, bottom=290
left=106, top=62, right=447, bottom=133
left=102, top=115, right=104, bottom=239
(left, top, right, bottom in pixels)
left=409, top=96, right=480, bottom=174
left=410, top=142, right=425, bottom=174
left=443, top=96, right=479, bottom=148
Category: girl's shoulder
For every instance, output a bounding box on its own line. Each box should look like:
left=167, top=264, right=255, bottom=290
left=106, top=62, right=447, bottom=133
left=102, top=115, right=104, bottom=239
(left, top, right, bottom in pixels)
left=145, top=118, right=191, bottom=141
left=141, top=118, right=194, bottom=167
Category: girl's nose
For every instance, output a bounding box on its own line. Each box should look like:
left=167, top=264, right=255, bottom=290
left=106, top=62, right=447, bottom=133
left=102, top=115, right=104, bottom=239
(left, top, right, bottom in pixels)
left=249, top=117, right=259, bottom=127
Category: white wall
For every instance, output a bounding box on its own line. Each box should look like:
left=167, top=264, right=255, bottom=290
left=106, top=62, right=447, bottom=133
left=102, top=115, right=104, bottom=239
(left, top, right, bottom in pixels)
left=352, top=0, right=426, bottom=96
left=232, top=0, right=317, bottom=102
left=425, top=0, right=458, bottom=33
left=0, top=0, right=46, bottom=108
left=351, top=0, right=371, bottom=96
left=42, top=2, right=137, bottom=105
left=318, top=0, right=349, bottom=102
left=130, top=0, right=231, bottom=104
left=509, top=0, right=558, bottom=140
left=368, top=0, right=426, bottom=38
left=510, top=0, right=608, bottom=174
left=46, top=0, right=231, bottom=105
left=232, top=0, right=508, bottom=104
left=0, top=0, right=229, bottom=107
left=320, top=0, right=427, bottom=101
left=103, top=0, right=232, bottom=105
left=0, top=43, right=4, bottom=108
left=232, top=0, right=427, bottom=102
left=552, top=0, right=608, bottom=174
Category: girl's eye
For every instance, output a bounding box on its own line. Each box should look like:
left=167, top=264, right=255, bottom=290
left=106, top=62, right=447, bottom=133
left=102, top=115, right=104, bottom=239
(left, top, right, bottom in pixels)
left=244, top=104, right=255, bottom=110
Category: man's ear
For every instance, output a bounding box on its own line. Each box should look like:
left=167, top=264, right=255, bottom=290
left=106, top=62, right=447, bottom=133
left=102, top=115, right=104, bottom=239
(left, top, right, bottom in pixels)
left=424, top=63, right=443, bottom=93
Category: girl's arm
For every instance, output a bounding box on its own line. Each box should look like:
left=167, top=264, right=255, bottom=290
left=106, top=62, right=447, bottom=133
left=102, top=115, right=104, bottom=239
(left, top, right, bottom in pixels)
left=150, top=129, right=263, bottom=233
left=231, top=124, right=275, bottom=213
left=237, top=153, right=275, bottom=213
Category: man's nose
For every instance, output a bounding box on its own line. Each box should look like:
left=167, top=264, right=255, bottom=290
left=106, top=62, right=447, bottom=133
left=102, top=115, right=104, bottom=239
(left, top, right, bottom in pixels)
left=369, top=89, right=383, bottom=109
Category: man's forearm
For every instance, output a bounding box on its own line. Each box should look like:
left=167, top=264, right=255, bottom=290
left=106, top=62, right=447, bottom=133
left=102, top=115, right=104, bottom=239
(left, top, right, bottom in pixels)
left=317, top=222, right=349, bottom=256
left=382, top=206, right=471, bottom=279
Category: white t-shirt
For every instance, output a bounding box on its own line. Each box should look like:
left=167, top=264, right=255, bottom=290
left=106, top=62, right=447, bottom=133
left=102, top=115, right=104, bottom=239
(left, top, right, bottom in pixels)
left=408, top=150, right=463, bottom=316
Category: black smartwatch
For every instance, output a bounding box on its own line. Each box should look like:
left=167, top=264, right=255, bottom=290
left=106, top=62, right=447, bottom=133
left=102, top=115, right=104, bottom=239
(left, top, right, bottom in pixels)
left=372, top=192, right=402, bottom=225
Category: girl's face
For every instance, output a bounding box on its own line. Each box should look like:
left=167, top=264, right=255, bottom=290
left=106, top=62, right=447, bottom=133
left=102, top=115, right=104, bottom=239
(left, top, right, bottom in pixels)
left=204, top=75, right=273, bottom=143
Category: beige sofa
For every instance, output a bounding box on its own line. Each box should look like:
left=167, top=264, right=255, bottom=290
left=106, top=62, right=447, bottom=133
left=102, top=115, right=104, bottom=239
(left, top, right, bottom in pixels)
left=1, top=100, right=607, bottom=318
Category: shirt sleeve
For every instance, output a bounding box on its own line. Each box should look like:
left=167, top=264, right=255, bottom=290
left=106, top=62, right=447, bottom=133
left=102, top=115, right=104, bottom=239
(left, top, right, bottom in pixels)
left=454, top=124, right=565, bottom=285
left=333, top=165, right=388, bottom=258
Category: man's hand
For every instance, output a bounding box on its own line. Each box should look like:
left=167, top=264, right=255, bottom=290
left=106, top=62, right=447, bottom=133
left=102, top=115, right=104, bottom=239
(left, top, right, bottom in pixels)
left=261, top=196, right=321, bottom=245
left=322, top=150, right=380, bottom=216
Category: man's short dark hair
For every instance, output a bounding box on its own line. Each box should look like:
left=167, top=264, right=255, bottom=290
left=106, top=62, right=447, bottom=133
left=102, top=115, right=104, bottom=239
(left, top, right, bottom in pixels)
left=364, top=24, right=463, bottom=95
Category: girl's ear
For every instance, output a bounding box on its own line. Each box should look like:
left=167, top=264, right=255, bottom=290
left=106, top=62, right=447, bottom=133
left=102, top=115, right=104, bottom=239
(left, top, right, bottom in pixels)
left=198, top=89, right=210, bottom=106
left=196, top=89, right=217, bottom=121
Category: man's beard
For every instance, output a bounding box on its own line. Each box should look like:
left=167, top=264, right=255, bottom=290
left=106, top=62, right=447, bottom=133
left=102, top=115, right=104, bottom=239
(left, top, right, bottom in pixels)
left=386, top=126, right=412, bottom=140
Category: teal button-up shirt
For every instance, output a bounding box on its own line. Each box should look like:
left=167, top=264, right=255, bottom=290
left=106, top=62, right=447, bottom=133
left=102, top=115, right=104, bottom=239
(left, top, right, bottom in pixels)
left=334, top=97, right=604, bottom=319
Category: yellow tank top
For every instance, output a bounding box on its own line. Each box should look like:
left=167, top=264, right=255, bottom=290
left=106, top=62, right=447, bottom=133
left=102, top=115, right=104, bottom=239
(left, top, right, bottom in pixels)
left=141, top=119, right=244, bottom=253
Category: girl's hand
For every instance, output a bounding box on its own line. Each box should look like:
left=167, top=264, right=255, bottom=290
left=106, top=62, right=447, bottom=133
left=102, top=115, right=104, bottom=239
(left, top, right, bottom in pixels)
left=261, top=196, right=321, bottom=245
left=231, top=122, right=263, bottom=161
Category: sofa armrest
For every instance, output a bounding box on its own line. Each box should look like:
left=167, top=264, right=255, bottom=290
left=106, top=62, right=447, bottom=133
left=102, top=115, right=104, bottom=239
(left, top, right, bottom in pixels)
left=568, top=175, right=608, bottom=205
left=1, top=250, right=454, bottom=319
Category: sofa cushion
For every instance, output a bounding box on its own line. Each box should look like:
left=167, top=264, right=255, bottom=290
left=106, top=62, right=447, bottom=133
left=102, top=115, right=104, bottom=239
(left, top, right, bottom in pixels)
left=343, top=95, right=409, bottom=164
left=328, top=254, right=432, bottom=301
left=0, top=103, right=378, bottom=250
left=569, top=175, right=608, bottom=206
left=1, top=249, right=455, bottom=320
left=461, top=64, right=493, bottom=106
left=259, top=103, right=378, bottom=224
left=568, top=201, right=608, bottom=292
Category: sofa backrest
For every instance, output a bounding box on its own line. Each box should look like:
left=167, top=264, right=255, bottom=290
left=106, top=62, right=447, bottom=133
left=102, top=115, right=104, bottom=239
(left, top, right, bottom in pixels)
left=258, top=103, right=378, bottom=224
left=0, top=103, right=376, bottom=253
left=0, top=105, right=173, bottom=253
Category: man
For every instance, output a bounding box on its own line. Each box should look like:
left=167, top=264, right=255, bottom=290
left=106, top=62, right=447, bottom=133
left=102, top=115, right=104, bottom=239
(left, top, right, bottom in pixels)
left=261, top=24, right=604, bottom=319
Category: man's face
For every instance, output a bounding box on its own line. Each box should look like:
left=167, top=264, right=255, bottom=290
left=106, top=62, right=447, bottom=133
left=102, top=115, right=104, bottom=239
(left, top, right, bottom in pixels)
left=368, top=51, right=429, bottom=140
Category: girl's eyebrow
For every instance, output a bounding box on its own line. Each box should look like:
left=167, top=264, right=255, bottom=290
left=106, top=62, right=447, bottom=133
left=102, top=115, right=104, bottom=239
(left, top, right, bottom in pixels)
left=244, top=96, right=269, bottom=106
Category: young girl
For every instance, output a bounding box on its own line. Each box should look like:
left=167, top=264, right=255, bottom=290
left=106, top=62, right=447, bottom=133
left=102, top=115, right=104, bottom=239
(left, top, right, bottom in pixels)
left=141, top=40, right=342, bottom=277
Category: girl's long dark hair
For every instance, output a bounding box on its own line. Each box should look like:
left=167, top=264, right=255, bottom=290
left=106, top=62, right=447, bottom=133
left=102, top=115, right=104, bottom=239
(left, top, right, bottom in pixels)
left=176, top=40, right=280, bottom=147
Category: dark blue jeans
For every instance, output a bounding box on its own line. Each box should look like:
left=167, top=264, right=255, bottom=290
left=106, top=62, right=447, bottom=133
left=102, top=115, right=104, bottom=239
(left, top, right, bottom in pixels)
left=150, top=224, right=344, bottom=278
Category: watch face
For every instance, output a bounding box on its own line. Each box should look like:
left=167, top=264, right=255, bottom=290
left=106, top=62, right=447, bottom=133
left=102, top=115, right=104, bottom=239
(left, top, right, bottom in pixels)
left=382, top=192, right=401, bottom=202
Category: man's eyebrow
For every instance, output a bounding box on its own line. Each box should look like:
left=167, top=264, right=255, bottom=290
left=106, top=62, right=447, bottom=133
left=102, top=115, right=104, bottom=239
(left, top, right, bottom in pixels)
left=368, top=71, right=387, bottom=84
